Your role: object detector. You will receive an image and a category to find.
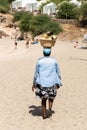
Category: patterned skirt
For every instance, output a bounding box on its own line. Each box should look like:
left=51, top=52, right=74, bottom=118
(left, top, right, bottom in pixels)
left=35, top=84, right=58, bottom=99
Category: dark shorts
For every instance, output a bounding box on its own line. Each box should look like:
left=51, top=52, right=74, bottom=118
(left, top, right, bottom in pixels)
left=35, top=84, right=58, bottom=99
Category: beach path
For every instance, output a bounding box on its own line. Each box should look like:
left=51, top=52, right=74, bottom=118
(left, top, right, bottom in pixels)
left=0, top=38, right=87, bottom=130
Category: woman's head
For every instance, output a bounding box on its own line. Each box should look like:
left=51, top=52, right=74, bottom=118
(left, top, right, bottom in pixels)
left=43, top=47, right=51, bottom=56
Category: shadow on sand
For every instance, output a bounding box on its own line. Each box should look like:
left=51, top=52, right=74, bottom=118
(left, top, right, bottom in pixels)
left=69, top=57, right=87, bottom=61
left=28, top=105, right=55, bottom=118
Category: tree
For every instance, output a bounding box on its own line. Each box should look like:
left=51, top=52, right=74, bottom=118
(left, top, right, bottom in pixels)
left=7, top=0, right=15, bottom=10
left=8, top=0, right=15, bottom=4
left=0, top=0, right=9, bottom=13
left=78, top=2, right=87, bottom=26
left=57, top=1, right=78, bottom=19
left=50, top=0, right=70, bottom=4
left=74, top=0, right=87, bottom=27
left=0, top=0, right=8, bottom=7
left=0, top=0, right=15, bottom=12
left=80, top=2, right=87, bottom=19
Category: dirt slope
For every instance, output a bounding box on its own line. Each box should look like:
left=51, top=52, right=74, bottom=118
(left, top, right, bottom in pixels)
left=57, top=24, right=87, bottom=41
left=0, top=13, right=87, bottom=40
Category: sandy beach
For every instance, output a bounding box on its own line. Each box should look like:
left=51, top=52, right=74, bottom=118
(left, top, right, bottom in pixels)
left=0, top=38, right=87, bottom=130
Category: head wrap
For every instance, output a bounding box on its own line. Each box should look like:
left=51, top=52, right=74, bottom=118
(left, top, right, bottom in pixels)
left=43, top=48, right=51, bottom=54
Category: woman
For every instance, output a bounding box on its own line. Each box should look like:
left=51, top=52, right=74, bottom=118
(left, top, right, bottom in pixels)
left=32, top=47, right=62, bottom=119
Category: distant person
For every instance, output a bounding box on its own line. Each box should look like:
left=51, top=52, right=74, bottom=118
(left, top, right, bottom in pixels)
left=14, top=41, right=17, bottom=50
left=74, top=41, right=78, bottom=48
left=31, top=38, right=39, bottom=44
left=32, top=47, right=62, bottom=119
left=25, top=37, right=30, bottom=48
left=25, top=41, right=29, bottom=48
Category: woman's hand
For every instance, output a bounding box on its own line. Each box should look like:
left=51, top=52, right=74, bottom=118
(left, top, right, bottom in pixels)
left=32, top=85, right=36, bottom=91
left=56, top=84, right=60, bottom=89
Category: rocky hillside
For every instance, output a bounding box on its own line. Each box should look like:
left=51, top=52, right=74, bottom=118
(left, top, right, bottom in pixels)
left=0, top=13, right=14, bottom=38
left=0, top=13, right=87, bottom=41
left=57, top=24, right=87, bottom=41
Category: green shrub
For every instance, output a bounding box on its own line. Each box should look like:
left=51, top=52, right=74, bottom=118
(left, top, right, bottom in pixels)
left=13, top=11, right=33, bottom=22
left=0, top=0, right=9, bottom=13
left=46, top=21, right=63, bottom=35
left=31, top=14, right=51, bottom=26
left=20, top=13, right=33, bottom=33
left=30, top=23, right=48, bottom=37
left=19, top=13, right=63, bottom=37
left=29, top=14, right=63, bottom=37
left=20, top=19, right=31, bottom=33
left=0, top=6, right=9, bottom=13
left=28, top=15, right=51, bottom=36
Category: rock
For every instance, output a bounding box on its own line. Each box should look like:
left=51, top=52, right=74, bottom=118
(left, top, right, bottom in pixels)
left=5, top=23, right=14, bottom=28
left=80, top=28, right=86, bottom=32
left=0, top=30, right=9, bottom=38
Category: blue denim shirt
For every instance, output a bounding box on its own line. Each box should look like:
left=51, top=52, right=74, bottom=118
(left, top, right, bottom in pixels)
left=33, top=57, right=62, bottom=87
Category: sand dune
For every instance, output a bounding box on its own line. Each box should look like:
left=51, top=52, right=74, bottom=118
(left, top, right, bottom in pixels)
left=0, top=38, right=87, bottom=130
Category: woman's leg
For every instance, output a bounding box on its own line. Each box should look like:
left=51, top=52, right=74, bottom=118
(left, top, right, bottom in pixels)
left=49, top=98, right=54, bottom=110
left=41, top=98, right=47, bottom=119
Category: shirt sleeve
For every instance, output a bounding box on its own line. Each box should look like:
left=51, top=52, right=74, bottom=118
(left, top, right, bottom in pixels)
left=33, top=61, right=39, bottom=85
left=56, top=62, right=61, bottom=79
